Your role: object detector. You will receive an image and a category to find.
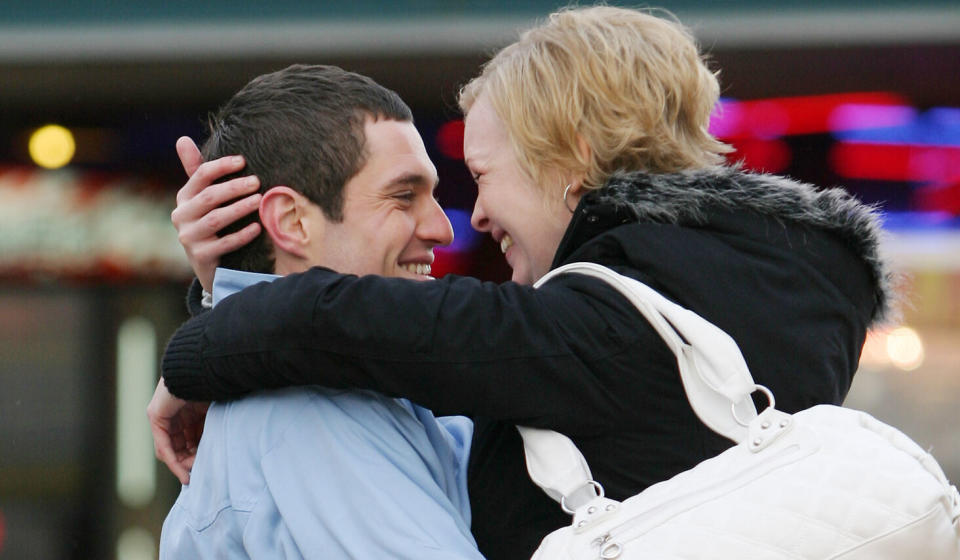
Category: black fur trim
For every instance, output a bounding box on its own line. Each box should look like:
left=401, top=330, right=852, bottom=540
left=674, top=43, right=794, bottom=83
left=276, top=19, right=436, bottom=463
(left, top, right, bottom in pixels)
left=583, top=167, right=896, bottom=325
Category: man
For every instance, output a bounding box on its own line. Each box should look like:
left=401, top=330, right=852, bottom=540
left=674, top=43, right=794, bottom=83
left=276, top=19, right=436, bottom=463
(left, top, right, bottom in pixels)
left=158, top=64, right=483, bottom=559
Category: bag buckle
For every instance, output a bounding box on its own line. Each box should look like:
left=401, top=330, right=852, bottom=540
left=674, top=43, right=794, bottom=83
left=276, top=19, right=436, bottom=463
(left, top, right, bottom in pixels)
left=562, top=480, right=605, bottom=514
left=747, top=407, right=794, bottom=453
left=572, top=495, right=622, bottom=534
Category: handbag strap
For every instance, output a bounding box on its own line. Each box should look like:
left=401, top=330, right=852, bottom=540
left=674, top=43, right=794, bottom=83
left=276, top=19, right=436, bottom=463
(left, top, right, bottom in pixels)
left=519, top=262, right=762, bottom=508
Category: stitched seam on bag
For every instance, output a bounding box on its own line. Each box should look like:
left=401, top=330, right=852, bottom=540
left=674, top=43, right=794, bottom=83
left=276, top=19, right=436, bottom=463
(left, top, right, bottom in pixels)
left=824, top=503, right=946, bottom=559
left=678, top=525, right=808, bottom=559
left=598, top=443, right=812, bottom=540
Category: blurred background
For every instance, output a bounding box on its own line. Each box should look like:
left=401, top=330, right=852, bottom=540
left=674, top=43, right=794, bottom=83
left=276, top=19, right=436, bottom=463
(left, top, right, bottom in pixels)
left=1, top=1, right=958, bottom=558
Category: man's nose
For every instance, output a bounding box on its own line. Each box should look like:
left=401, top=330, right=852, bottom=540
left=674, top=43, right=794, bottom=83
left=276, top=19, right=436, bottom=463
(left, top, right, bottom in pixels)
left=420, top=198, right=455, bottom=246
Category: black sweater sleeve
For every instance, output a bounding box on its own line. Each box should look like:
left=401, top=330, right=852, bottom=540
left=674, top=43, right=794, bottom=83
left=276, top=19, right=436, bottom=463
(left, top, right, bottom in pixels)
left=185, top=277, right=208, bottom=317
left=161, top=266, right=658, bottom=432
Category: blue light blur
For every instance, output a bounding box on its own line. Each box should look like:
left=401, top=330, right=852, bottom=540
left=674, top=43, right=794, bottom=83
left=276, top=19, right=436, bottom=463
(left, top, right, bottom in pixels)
left=881, top=210, right=960, bottom=231
left=834, top=107, right=960, bottom=146
left=438, top=208, right=481, bottom=253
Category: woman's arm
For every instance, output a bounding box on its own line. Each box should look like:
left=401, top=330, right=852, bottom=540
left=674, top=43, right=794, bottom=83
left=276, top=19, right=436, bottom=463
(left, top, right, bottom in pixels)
left=161, top=266, right=645, bottom=426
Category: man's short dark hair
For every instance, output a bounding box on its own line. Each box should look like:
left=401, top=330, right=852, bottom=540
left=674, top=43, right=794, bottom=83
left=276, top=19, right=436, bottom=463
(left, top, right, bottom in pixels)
left=202, top=64, right=413, bottom=273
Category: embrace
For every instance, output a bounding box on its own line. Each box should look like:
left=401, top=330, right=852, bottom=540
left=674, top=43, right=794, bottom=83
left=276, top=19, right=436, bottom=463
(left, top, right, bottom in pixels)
left=148, top=6, right=892, bottom=559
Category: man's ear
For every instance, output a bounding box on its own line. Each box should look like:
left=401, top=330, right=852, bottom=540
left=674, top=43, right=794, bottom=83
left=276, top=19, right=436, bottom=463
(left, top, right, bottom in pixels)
left=259, top=186, right=317, bottom=259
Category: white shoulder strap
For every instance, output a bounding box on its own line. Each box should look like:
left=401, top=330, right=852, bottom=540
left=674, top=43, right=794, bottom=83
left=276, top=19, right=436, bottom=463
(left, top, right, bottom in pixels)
left=520, top=262, right=761, bottom=508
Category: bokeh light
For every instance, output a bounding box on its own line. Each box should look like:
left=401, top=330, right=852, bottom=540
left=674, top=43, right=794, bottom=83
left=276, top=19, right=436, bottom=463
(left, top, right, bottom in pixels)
left=860, top=326, right=926, bottom=372
left=886, top=326, right=925, bottom=371
left=28, top=124, right=76, bottom=169
left=436, top=120, right=465, bottom=160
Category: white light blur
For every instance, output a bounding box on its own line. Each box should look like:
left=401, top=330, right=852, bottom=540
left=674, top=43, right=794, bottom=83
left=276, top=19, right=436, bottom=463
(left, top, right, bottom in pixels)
left=885, top=326, right=925, bottom=371
left=116, top=527, right=156, bottom=560
left=116, top=317, right=157, bottom=508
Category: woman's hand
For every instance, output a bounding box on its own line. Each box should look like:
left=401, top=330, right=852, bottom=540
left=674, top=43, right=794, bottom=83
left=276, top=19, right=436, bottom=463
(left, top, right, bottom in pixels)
left=147, top=377, right=210, bottom=484
left=171, top=136, right=262, bottom=292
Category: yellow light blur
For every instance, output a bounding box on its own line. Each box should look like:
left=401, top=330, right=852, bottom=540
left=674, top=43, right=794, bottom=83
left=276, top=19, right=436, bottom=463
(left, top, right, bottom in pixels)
left=885, top=326, right=924, bottom=371
left=28, top=124, right=76, bottom=169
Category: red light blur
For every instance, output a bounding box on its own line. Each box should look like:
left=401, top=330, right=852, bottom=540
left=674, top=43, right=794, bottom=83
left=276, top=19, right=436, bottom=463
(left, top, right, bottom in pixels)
left=916, top=179, right=960, bottom=215
left=831, top=142, right=960, bottom=183
left=436, top=120, right=465, bottom=160
left=431, top=249, right=469, bottom=278
left=713, top=92, right=908, bottom=139
left=726, top=138, right=792, bottom=173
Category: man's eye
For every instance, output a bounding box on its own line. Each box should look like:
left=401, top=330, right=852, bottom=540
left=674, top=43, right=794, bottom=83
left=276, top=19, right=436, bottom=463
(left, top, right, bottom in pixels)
left=394, top=191, right=415, bottom=202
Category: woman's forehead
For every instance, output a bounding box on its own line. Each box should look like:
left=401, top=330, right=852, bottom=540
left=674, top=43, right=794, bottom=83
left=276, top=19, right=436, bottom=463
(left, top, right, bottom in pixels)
left=463, top=94, right=508, bottom=165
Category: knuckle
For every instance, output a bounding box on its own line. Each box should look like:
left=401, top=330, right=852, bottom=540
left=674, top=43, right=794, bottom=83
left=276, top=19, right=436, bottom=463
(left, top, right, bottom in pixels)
left=194, top=247, right=214, bottom=263
left=197, top=189, right=216, bottom=208
left=195, top=160, right=215, bottom=179
left=201, top=212, right=223, bottom=232
left=226, top=177, right=244, bottom=194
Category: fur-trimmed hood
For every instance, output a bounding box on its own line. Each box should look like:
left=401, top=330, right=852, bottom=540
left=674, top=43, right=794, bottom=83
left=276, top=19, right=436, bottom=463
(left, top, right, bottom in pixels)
left=580, top=166, right=895, bottom=326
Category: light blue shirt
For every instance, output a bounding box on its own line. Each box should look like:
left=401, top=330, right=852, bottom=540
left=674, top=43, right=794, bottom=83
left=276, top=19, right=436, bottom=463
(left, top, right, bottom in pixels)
left=160, top=268, right=482, bottom=559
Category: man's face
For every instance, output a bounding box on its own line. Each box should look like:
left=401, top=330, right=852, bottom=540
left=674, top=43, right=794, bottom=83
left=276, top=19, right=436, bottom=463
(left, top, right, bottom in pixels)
left=304, top=118, right=453, bottom=280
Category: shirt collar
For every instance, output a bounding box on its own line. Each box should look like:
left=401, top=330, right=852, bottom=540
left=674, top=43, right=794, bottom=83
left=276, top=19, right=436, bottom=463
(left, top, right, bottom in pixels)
left=211, top=267, right=280, bottom=307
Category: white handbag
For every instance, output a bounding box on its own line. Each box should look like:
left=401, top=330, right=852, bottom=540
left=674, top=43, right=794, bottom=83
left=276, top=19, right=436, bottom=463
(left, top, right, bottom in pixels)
left=524, top=262, right=960, bottom=559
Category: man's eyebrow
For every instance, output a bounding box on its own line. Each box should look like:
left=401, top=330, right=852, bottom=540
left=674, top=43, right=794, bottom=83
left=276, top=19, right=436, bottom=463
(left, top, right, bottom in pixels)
left=385, top=172, right=439, bottom=189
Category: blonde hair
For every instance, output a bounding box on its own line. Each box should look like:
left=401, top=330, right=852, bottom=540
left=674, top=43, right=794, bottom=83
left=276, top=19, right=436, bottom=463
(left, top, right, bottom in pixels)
left=459, top=6, right=732, bottom=192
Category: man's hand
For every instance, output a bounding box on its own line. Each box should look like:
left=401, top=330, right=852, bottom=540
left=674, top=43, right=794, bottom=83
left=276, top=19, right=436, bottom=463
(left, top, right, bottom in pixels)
left=172, top=136, right=262, bottom=292
left=147, top=377, right=210, bottom=485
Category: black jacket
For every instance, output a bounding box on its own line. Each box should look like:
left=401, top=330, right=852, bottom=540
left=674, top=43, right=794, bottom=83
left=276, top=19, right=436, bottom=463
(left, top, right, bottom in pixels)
left=163, top=166, right=893, bottom=560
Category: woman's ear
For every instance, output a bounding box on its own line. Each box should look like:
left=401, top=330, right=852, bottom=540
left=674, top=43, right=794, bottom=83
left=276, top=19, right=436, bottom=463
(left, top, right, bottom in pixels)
left=259, top=186, right=314, bottom=259
left=569, top=134, right=592, bottom=194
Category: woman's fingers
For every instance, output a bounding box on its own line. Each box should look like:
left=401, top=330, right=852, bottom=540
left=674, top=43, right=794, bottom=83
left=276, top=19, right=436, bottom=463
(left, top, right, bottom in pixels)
left=197, top=191, right=262, bottom=237
left=171, top=138, right=262, bottom=290
left=186, top=222, right=262, bottom=266
left=172, top=179, right=261, bottom=236
left=175, top=155, right=250, bottom=206
left=174, top=193, right=261, bottom=252
left=175, top=136, right=204, bottom=178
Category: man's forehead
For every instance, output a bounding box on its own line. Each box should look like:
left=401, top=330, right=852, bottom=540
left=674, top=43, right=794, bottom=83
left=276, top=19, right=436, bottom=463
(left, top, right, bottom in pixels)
left=363, top=118, right=425, bottom=151
left=360, top=120, right=437, bottom=186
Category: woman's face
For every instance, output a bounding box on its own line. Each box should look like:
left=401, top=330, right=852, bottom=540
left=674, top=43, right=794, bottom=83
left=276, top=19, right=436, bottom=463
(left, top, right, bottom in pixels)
left=463, top=92, right=575, bottom=285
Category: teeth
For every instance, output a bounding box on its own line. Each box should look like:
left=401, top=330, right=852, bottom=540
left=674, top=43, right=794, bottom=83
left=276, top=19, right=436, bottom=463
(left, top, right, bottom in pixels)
left=500, top=234, right=514, bottom=254
left=402, top=263, right=432, bottom=276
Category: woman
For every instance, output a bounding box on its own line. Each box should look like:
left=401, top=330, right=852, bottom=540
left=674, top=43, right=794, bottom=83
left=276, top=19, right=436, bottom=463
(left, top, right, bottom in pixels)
left=152, top=7, right=893, bottom=559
